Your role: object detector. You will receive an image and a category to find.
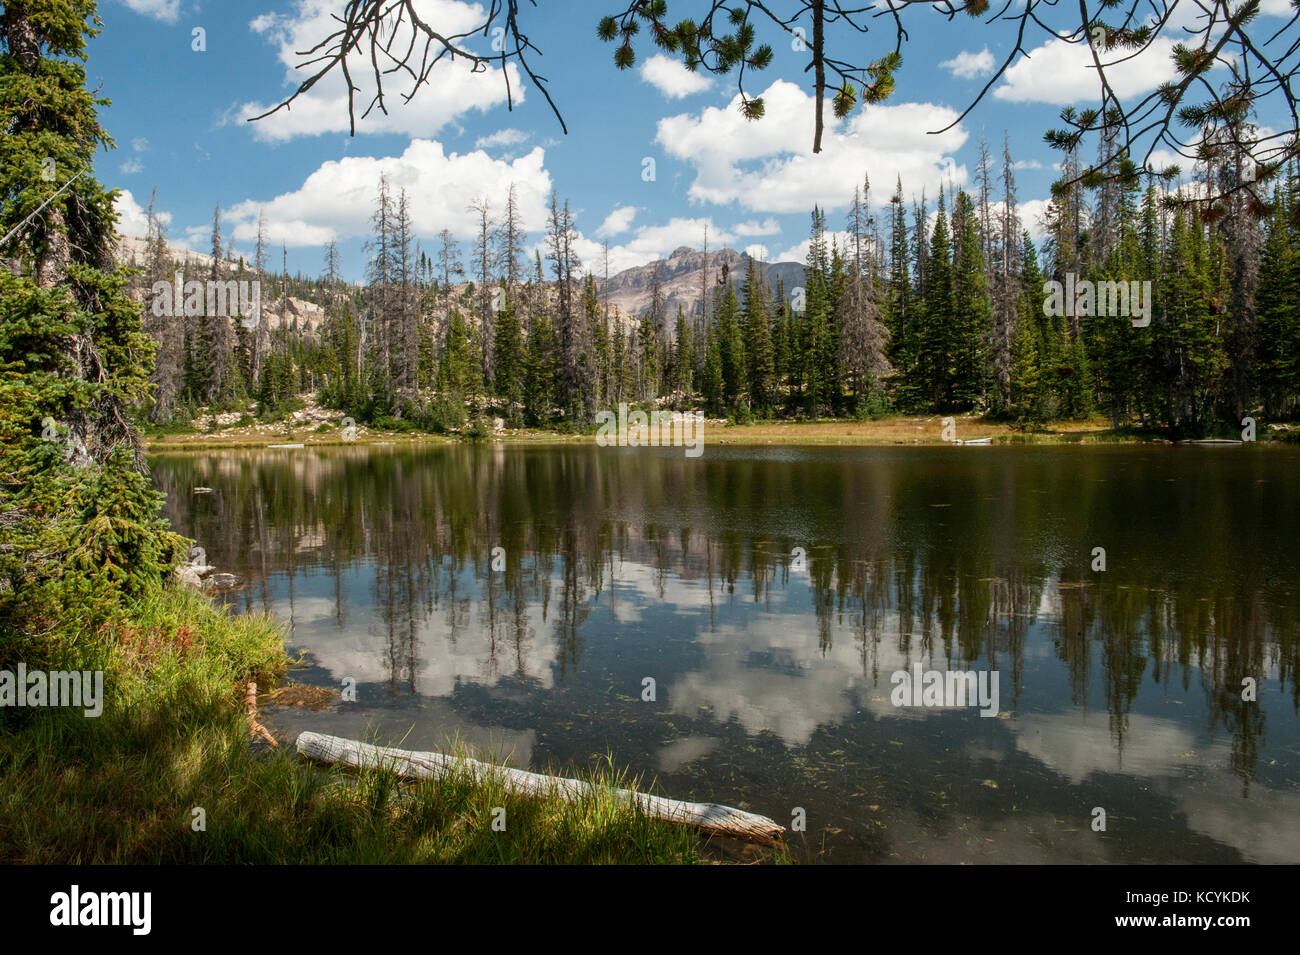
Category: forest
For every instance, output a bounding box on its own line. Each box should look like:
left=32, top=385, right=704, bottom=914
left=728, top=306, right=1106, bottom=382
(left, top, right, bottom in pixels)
left=131, top=130, right=1300, bottom=441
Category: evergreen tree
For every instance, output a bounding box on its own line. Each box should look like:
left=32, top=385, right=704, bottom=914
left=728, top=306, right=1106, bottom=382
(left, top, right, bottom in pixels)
left=742, top=257, right=775, bottom=411
left=0, top=0, right=187, bottom=631
left=950, top=190, right=992, bottom=410
left=493, top=300, right=525, bottom=424
left=671, top=308, right=694, bottom=399
left=919, top=191, right=954, bottom=410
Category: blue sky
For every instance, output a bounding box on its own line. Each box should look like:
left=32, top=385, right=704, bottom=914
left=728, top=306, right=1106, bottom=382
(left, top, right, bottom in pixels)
left=93, top=0, right=1291, bottom=281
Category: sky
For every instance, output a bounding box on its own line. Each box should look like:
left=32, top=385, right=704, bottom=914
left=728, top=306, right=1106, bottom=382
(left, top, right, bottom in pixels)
left=91, top=0, right=1293, bottom=282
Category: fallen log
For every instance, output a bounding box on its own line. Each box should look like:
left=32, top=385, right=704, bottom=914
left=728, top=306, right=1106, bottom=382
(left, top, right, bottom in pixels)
left=295, top=731, right=785, bottom=844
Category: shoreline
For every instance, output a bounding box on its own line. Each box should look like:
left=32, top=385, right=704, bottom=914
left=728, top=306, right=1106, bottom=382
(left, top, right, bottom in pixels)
left=143, top=413, right=1289, bottom=452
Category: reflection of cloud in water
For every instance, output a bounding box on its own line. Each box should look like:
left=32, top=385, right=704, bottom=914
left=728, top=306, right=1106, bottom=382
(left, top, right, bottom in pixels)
left=271, top=582, right=558, bottom=697
left=1009, top=710, right=1227, bottom=783
left=669, top=615, right=865, bottom=745
left=656, top=735, right=721, bottom=772
left=606, top=559, right=745, bottom=624
left=1165, top=775, right=1300, bottom=864
left=1009, top=710, right=1299, bottom=863
left=664, top=596, right=1019, bottom=745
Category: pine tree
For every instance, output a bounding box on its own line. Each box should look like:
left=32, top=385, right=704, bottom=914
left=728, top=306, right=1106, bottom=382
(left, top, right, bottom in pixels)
left=672, top=307, right=694, bottom=399
left=742, top=257, right=775, bottom=411
left=701, top=323, right=724, bottom=416
left=919, top=191, right=954, bottom=410
left=524, top=309, right=558, bottom=426
left=950, top=190, right=992, bottom=410
left=714, top=269, right=746, bottom=409
left=1256, top=179, right=1300, bottom=417
left=493, top=299, right=525, bottom=424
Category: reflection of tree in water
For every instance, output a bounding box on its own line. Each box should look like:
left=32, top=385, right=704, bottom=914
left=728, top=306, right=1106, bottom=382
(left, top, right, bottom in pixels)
left=154, top=444, right=1299, bottom=782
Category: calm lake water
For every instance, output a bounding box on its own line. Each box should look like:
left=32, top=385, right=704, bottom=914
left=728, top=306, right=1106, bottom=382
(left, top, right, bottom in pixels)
left=152, top=442, right=1300, bottom=863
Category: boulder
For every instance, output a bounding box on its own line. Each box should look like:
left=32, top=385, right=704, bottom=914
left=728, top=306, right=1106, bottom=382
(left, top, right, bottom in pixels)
left=174, top=565, right=203, bottom=590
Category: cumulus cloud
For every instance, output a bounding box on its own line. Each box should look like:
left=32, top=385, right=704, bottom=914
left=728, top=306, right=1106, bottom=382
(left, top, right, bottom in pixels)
left=569, top=216, right=736, bottom=275
left=941, top=47, right=995, bottom=79
left=113, top=189, right=171, bottom=236
left=120, top=158, right=143, bottom=175
left=640, top=53, right=713, bottom=99
left=475, top=128, right=529, bottom=150
left=237, top=0, right=522, bottom=142
left=1019, top=198, right=1052, bottom=243
left=657, top=79, right=967, bottom=214
left=732, top=217, right=782, bottom=237
left=595, top=205, right=638, bottom=239
left=216, top=139, right=552, bottom=248
left=118, top=0, right=180, bottom=22
left=775, top=229, right=855, bottom=264
left=995, top=36, right=1178, bottom=105
left=743, top=243, right=770, bottom=261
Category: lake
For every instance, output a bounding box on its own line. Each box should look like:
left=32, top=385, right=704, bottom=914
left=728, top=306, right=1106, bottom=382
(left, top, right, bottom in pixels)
left=151, top=442, right=1300, bottom=863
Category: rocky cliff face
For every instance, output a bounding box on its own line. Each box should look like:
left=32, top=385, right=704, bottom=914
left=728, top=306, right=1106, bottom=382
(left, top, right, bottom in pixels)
left=117, top=235, right=327, bottom=335
left=598, top=246, right=805, bottom=323
left=115, top=234, right=805, bottom=336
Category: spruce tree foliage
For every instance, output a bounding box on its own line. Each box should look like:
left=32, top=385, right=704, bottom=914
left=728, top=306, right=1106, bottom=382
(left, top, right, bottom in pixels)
left=742, top=257, right=775, bottom=412
left=0, top=0, right=187, bottom=641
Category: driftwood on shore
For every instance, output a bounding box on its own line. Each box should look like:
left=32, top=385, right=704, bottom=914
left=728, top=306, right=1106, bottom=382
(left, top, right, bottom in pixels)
left=245, top=683, right=277, bottom=746
left=296, top=731, right=785, bottom=844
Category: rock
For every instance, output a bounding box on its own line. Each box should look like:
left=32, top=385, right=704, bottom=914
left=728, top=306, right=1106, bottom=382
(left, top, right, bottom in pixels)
left=492, top=417, right=505, bottom=433
left=202, top=573, right=245, bottom=593
left=174, top=565, right=203, bottom=590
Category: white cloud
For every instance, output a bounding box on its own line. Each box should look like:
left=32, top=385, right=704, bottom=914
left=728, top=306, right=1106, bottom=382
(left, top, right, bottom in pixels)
left=775, top=230, right=855, bottom=264
left=1019, top=198, right=1051, bottom=243
left=113, top=189, right=171, bottom=236
left=595, top=205, right=638, bottom=239
left=119, top=0, right=180, bottom=23
left=995, top=36, right=1178, bottom=105
left=979, top=198, right=1050, bottom=244
left=131, top=138, right=149, bottom=153
left=237, top=0, right=521, bottom=142
left=570, top=216, right=734, bottom=275
left=1014, top=159, right=1043, bottom=170
left=120, top=158, right=143, bottom=175
left=657, top=79, right=968, bottom=215
left=732, top=217, right=782, bottom=237
left=219, top=139, right=553, bottom=249
left=941, top=47, right=995, bottom=80
left=475, top=128, right=529, bottom=149
left=640, top=53, right=713, bottom=99
left=1145, top=148, right=1186, bottom=174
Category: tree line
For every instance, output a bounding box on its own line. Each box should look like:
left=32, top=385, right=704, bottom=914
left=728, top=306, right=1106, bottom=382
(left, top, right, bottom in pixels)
left=135, top=131, right=1300, bottom=438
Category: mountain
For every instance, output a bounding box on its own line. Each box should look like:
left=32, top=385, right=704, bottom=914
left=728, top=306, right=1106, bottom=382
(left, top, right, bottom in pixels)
left=113, top=235, right=804, bottom=334
left=116, top=234, right=326, bottom=335
left=598, top=246, right=805, bottom=322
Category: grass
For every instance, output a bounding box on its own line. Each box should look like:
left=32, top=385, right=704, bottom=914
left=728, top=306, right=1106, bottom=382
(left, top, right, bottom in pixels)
left=145, top=412, right=1130, bottom=451
left=0, top=587, right=718, bottom=864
